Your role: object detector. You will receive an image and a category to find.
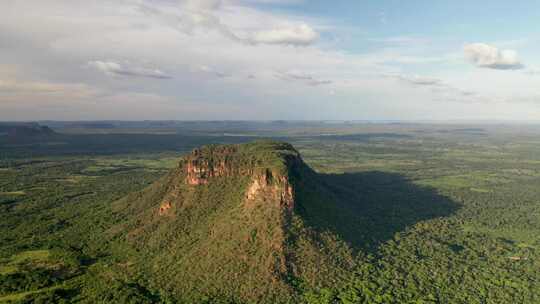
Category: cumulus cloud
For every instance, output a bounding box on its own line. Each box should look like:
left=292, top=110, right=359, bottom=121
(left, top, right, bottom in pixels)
left=138, top=4, right=230, bottom=37
left=4, top=0, right=538, bottom=120
left=88, top=61, right=172, bottom=79
left=139, top=4, right=318, bottom=46
left=276, top=71, right=332, bottom=86
left=464, top=43, right=524, bottom=70
left=249, top=24, right=318, bottom=46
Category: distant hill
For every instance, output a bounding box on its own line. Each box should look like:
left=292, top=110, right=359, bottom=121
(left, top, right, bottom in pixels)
left=112, top=141, right=361, bottom=303
left=0, top=122, right=56, bottom=138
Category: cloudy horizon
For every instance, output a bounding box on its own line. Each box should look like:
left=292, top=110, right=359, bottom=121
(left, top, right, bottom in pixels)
left=1, top=0, right=539, bottom=121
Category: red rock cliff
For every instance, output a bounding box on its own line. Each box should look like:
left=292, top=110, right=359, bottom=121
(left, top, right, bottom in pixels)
left=162, top=144, right=301, bottom=213
left=157, top=143, right=302, bottom=216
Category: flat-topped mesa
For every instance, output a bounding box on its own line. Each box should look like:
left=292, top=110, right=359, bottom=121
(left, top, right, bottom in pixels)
left=182, top=141, right=301, bottom=184
left=179, top=141, right=301, bottom=210
left=118, top=140, right=357, bottom=303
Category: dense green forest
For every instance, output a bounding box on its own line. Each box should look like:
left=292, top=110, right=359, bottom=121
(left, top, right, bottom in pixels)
left=0, top=122, right=539, bottom=303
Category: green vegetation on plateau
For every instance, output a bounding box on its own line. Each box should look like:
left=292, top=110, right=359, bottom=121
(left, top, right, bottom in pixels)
left=1, top=122, right=540, bottom=303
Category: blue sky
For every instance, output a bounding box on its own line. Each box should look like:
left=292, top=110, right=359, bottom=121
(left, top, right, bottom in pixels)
left=1, top=0, right=539, bottom=120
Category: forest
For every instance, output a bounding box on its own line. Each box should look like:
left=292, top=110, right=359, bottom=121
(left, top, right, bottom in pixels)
left=0, top=121, right=539, bottom=303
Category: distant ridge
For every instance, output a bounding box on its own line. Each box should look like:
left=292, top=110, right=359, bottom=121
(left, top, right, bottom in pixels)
left=0, top=122, right=55, bottom=138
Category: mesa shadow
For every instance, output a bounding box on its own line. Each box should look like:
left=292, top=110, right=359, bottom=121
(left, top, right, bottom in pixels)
left=293, top=170, right=460, bottom=253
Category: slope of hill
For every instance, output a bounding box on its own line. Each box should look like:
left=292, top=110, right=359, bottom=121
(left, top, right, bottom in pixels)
left=112, top=141, right=358, bottom=303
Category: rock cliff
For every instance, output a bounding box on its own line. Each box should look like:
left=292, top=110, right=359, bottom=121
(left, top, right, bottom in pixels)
left=156, top=142, right=300, bottom=216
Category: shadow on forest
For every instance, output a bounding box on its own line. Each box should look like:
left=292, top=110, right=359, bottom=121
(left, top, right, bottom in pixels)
left=295, top=170, right=461, bottom=253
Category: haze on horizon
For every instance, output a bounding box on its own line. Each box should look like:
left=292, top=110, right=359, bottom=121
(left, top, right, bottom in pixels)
left=1, top=0, right=539, bottom=121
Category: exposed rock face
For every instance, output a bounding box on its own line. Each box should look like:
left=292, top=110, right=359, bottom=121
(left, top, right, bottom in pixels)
left=245, top=170, right=294, bottom=211
left=158, top=201, right=172, bottom=215
left=185, top=146, right=240, bottom=185
left=159, top=142, right=301, bottom=215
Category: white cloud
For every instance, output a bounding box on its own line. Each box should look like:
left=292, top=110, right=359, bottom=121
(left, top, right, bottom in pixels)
left=464, top=43, right=524, bottom=70
left=88, top=61, right=172, bottom=79
left=198, top=65, right=230, bottom=78
left=381, top=73, right=488, bottom=103
left=248, top=24, right=318, bottom=46
left=382, top=73, right=443, bottom=86
left=1, top=0, right=540, bottom=120
left=276, top=70, right=332, bottom=86
left=138, top=4, right=230, bottom=37
left=138, top=2, right=319, bottom=46
left=186, top=0, right=222, bottom=11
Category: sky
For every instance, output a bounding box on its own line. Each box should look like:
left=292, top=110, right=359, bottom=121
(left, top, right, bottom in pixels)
left=1, top=0, right=540, bottom=121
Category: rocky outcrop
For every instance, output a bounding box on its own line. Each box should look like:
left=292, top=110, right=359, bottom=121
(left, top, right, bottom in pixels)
left=245, top=170, right=294, bottom=211
left=158, top=142, right=301, bottom=215
left=184, top=146, right=241, bottom=185
left=158, top=201, right=172, bottom=215
left=185, top=158, right=232, bottom=185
